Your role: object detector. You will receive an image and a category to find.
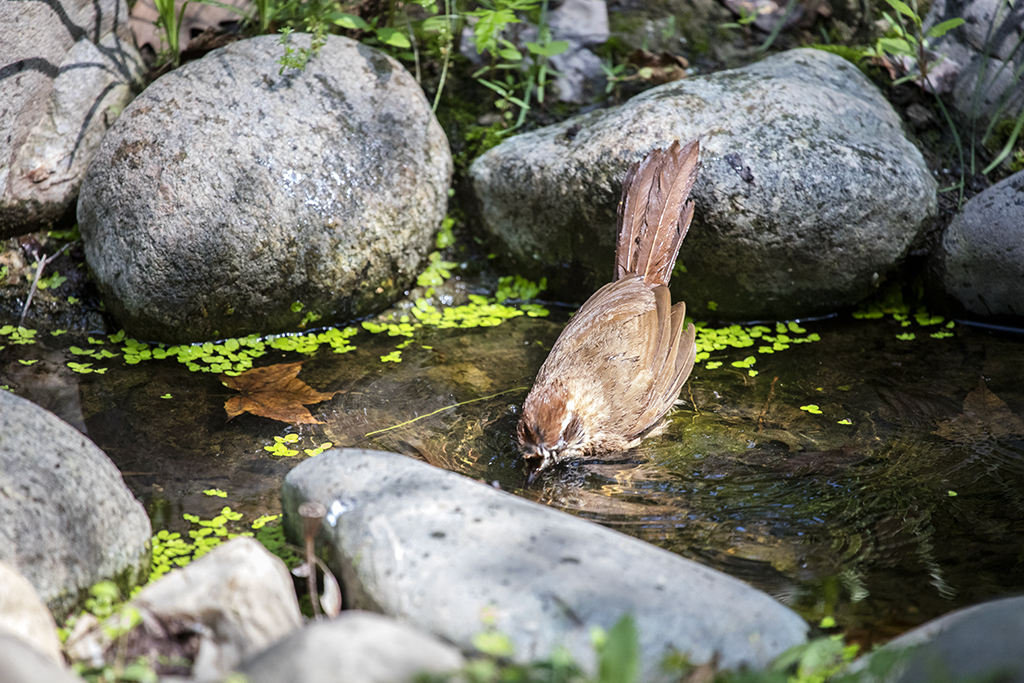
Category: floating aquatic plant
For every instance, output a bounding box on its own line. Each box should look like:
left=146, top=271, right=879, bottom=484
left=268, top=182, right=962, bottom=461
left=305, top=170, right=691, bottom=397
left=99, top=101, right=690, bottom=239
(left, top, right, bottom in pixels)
left=852, top=286, right=957, bottom=341
left=265, top=433, right=301, bottom=456
left=693, top=320, right=822, bottom=377
left=0, top=325, right=36, bottom=346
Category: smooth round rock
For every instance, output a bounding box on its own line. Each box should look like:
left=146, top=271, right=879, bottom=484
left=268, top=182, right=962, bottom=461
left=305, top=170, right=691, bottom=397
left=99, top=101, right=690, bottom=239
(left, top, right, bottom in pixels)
left=78, top=33, right=452, bottom=343
left=470, top=48, right=937, bottom=321
left=237, top=611, right=465, bottom=683
left=0, top=561, right=64, bottom=664
left=0, top=391, right=151, bottom=620
left=932, top=169, right=1024, bottom=321
left=852, top=596, right=1024, bottom=683
left=134, top=537, right=301, bottom=680
left=0, top=634, right=83, bottom=683
left=283, top=449, right=808, bottom=680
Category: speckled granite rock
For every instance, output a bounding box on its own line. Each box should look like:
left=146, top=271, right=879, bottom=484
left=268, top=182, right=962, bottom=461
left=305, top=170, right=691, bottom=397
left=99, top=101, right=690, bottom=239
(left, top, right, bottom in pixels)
left=78, top=33, right=452, bottom=343
left=471, top=48, right=937, bottom=321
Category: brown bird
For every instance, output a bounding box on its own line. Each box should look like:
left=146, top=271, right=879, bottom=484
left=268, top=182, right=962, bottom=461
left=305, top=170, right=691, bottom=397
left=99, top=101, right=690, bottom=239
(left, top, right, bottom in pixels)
left=517, top=140, right=700, bottom=482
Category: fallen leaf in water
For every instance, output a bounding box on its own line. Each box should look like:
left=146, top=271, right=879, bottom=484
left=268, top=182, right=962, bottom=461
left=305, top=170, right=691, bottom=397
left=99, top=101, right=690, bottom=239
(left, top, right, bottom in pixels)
left=221, top=361, right=339, bottom=424
left=934, top=377, right=1024, bottom=441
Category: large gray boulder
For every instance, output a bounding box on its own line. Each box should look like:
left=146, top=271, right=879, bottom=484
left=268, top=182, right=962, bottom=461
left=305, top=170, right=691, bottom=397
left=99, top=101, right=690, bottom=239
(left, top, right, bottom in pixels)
left=0, top=391, right=151, bottom=620
left=471, top=48, right=937, bottom=321
left=237, top=611, right=465, bottom=683
left=0, top=0, right=145, bottom=238
left=282, top=449, right=808, bottom=680
left=78, top=33, right=452, bottom=343
left=932, top=169, right=1024, bottom=321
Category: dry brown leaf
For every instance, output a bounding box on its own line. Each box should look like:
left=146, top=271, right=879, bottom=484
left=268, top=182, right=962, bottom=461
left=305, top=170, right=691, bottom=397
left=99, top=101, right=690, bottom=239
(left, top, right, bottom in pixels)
left=934, top=377, right=1024, bottom=441
left=627, top=49, right=689, bottom=85
left=220, top=361, right=339, bottom=424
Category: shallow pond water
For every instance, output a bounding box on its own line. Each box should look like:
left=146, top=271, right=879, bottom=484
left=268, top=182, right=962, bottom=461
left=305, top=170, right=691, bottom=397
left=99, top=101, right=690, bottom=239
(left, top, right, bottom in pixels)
left=3, top=299, right=1023, bottom=648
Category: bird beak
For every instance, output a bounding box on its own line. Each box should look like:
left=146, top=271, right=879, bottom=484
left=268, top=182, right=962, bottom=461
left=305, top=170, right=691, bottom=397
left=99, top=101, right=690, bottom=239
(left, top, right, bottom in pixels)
left=524, top=451, right=555, bottom=485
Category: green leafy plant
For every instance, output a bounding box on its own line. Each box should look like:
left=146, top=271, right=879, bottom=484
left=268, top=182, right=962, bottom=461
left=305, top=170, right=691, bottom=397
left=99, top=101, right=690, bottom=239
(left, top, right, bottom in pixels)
left=768, top=636, right=859, bottom=683
left=865, top=0, right=964, bottom=88
left=1011, top=147, right=1024, bottom=172
left=333, top=12, right=412, bottom=49
left=863, top=0, right=974, bottom=200
left=470, top=0, right=568, bottom=129
left=592, top=615, right=640, bottom=683
left=35, top=268, right=67, bottom=290
left=66, top=583, right=157, bottom=683
left=152, top=0, right=192, bottom=67
left=718, top=5, right=758, bottom=32
left=276, top=23, right=328, bottom=72
left=424, top=614, right=637, bottom=683
left=417, top=251, right=459, bottom=288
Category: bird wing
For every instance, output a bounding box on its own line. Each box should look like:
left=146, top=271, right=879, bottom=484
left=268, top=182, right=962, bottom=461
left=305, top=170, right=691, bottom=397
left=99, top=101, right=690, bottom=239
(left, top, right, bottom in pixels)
left=629, top=294, right=697, bottom=438
left=534, top=275, right=656, bottom=390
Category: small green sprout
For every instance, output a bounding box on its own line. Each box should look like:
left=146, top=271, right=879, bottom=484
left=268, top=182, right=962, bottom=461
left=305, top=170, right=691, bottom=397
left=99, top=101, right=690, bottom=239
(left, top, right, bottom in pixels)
left=35, top=270, right=67, bottom=290
left=251, top=514, right=279, bottom=529
left=303, top=442, right=333, bottom=457
left=0, top=326, right=36, bottom=345
left=264, top=434, right=301, bottom=457
left=473, top=631, right=516, bottom=658
left=800, top=404, right=823, bottom=414
left=417, top=252, right=458, bottom=287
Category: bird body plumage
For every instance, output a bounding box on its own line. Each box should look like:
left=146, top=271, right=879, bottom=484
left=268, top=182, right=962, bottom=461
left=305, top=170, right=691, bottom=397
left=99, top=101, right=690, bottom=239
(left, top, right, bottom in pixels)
left=518, top=140, right=700, bottom=479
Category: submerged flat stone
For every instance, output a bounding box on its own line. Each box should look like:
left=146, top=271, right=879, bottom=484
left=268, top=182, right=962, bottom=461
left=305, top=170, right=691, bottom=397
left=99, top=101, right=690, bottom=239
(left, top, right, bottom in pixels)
left=282, top=449, right=808, bottom=680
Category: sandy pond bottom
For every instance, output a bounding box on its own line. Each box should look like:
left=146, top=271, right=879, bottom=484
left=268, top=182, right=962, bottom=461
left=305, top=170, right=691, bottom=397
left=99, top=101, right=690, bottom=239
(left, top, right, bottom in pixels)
left=3, top=307, right=1023, bottom=648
